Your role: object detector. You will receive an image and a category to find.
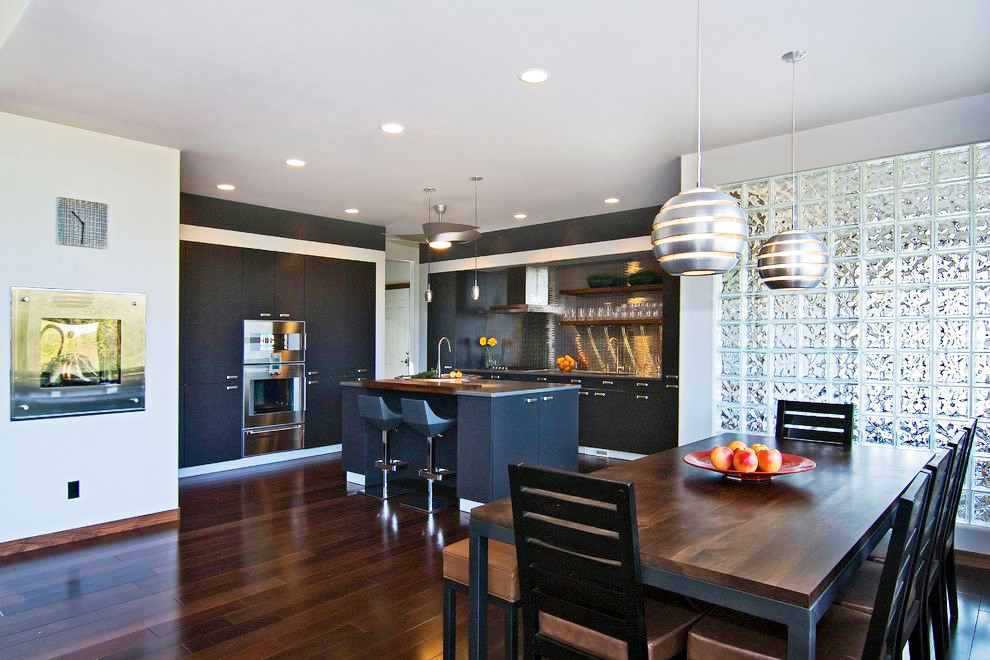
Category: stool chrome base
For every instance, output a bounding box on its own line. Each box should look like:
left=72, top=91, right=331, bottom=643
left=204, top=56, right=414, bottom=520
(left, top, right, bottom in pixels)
left=403, top=480, right=456, bottom=513
left=364, top=474, right=415, bottom=500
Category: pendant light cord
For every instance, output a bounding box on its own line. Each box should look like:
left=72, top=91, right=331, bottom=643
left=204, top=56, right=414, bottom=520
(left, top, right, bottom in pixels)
left=790, top=54, right=798, bottom=230
left=695, top=0, right=703, bottom=189
left=425, top=188, right=432, bottom=278
left=473, top=178, right=479, bottom=285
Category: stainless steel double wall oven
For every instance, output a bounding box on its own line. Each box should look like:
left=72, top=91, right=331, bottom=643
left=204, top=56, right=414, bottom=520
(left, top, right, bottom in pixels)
left=242, top=320, right=305, bottom=455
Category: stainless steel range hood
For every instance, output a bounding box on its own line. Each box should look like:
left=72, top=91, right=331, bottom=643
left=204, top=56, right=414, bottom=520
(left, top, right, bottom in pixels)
left=488, top=266, right=564, bottom=315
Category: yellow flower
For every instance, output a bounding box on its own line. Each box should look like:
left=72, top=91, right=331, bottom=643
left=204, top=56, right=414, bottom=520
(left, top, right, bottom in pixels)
left=487, top=337, right=497, bottom=347
left=479, top=336, right=487, bottom=346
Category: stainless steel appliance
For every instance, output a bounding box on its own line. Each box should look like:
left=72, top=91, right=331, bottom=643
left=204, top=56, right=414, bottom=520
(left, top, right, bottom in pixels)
left=242, top=321, right=306, bottom=456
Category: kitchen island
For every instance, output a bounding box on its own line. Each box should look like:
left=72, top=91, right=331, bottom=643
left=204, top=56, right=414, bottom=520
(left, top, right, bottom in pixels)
left=341, top=377, right=579, bottom=509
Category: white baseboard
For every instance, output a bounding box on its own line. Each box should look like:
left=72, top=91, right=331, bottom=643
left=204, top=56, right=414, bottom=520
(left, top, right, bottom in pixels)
left=578, top=446, right=646, bottom=462
left=955, top=523, right=990, bottom=555
left=459, top=498, right=483, bottom=512
left=346, top=471, right=366, bottom=485
left=178, top=444, right=341, bottom=478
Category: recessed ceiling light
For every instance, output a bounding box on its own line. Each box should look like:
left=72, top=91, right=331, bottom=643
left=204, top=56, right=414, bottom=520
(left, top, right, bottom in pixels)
left=285, top=158, right=306, bottom=167
left=344, top=208, right=360, bottom=214
left=604, top=197, right=621, bottom=204
left=380, top=122, right=405, bottom=134
left=513, top=213, right=528, bottom=220
left=216, top=183, right=236, bottom=191
left=519, top=68, right=550, bottom=84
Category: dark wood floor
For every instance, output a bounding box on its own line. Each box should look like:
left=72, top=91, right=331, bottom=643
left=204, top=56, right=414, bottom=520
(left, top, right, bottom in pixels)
left=0, top=452, right=986, bottom=659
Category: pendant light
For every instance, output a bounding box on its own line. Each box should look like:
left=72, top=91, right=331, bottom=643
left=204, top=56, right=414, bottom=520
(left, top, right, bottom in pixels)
left=652, top=0, right=748, bottom=276
left=756, top=51, right=828, bottom=291
left=469, top=176, right=483, bottom=301
left=423, top=187, right=435, bottom=303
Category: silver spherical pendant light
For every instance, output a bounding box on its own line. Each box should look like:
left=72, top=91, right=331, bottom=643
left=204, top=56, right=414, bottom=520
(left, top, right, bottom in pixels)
left=653, top=0, right=747, bottom=276
left=757, top=51, right=828, bottom=291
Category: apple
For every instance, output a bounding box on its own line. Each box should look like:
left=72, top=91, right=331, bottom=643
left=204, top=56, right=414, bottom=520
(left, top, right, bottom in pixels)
left=758, top=448, right=783, bottom=473
left=750, top=443, right=768, bottom=454
left=732, top=448, right=759, bottom=473
left=710, top=446, right=734, bottom=471
left=727, top=440, right=748, bottom=452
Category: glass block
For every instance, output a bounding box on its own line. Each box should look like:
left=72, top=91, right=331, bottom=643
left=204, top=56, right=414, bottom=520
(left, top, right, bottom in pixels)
left=898, top=321, right=930, bottom=350
left=747, top=352, right=769, bottom=378
left=723, top=184, right=743, bottom=203
left=976, top=457, right=990, bottom=490
left=974, top=319, right=990, bottom=351
left=776, top=323, right=798, bottom=349
left=720, top=323, right=740, bottom=349
left=832, top=352, right=859, bottom=381
left=800, top=171, right=828, bottom=200
left=747, top=294, right=768, bottom=321
left=935, top=351, right=968, bottom=383
left=720, top=296, right=741, bottom=321
left=773, top=296, right=798, bottom=320
left=898, top=418, right=931, bottom=449
left=977, top=143, right=990, bottom=178
left=935, top=419, right=967, bottom=448
left=958, top=491, right=970, bottom=523
left=899, top=287, right=932, bottom=317
left=832, top=164, right=861, bottom=196
left=976, top=249, right=990, bottom=282
left=974, top=494, right=990, bottom=526
left=748, top=209, right=769, bottom=237
left=833, top=260, right=861, bottom=289
left=773, top=352, right=798, bottom=379
left=864, top=289, right=895, bottom=318
left=864, top=416, right=894, bottom=445
left=801, top=293, right=827, bottom=319
left=802, top=322, right=827, bottom=349
left=899, top=256, right=932, bottom=286
left=936, top=319, right=970, bottom=351
left=720, top=406, right=741, bottom=431
left=832, top=291, right=860, bottom=319
left=865, top=224, right=896, bottom=255
left=936, top=147, right=969, bottom=181
left=747, top=407, right=769, bottom=433
left=866, top=385, right=894, bottom=413
left=935, top=387, right=969, bottom=417
left=899, top=220, right=932, bottom=253
left=772, top=207, right=793, bottom=234
left=745, top=180, right=769, bottom=208
left=747, top=269, right=764, bottom=295
left=976, top=215, right=990, bottom=246
left=746, top=324, right=769, bottom=349
left=831, top=321, right=860, bottom=350
left=832, top=196, right=861, bottom=226
left=973, top=387, right=990, bottom=418
left=865, top=159, right=895, bottom=191
left=936, top=182, right=970, bottom=216
left=721, top=269, right=741, bottom=295
left=899, top=386, right=931, bottom=415
left=976, top=423, right=990, bottom=454
left=720, top=352, right=740, bottom=376
left=803, top=382, right=828, bottom=400
left=899, top=353, right=930, bottom=383
left=976, top=178, right=990, bottom=213
left=936, top=217, right=970, bottom=250
left=864, top=257, right=895, bottom=287
left=746, top=379, right=768, bottom=404
left=900, top=153, right=932, bottom=186
left=936, top=285, right=970, bottom=317
left=864, top=352, right=894, bottom=381
left=935, top=252, right=970, bottom=284
left=803, top=352, right=827, bottom=380
left=975, top=284, right=990, bottom=316
left=898, top=186, right=932, bottom=219
left=771, top=176, right=795, bottom=206
left=864, top=322, right=894, bottom=349
left=977, top=354, right=990, bottom=385
left=720, top=380, right=741, bottom=403
left=773, top=381, right=799, bottom=400
left=800, top=202, right=828, bottom=230
left=748, top=240, right=763, bottom=264
left=866, top=192, right=895, bottom=223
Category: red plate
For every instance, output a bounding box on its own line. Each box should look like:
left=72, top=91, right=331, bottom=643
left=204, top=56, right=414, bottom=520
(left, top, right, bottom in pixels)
left=683, top=450, right=816, bottom=482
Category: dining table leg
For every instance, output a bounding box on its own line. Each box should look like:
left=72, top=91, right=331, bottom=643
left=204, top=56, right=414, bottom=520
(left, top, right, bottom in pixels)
left=787, top=620, right=815, bottom=660
left=468, top=526, right=489, bottom=660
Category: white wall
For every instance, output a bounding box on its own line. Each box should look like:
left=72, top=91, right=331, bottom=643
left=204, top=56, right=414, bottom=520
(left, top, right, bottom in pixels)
left=387, top=238, right=423, bottom=374
left=0, top=112, right=179, bottom=543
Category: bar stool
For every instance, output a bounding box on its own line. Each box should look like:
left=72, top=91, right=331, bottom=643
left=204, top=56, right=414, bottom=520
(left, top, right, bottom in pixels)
left=357, top=395, right=413, bottom=500
left=400, top=398, right=456, bottom=512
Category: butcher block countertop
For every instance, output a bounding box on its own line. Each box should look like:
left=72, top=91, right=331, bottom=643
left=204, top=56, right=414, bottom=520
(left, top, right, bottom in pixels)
left=342, top=378, right=579, bottom=398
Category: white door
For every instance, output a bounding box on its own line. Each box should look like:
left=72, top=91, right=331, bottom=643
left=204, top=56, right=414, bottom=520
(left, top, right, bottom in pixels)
left=384, top=287, right=411, bottom=377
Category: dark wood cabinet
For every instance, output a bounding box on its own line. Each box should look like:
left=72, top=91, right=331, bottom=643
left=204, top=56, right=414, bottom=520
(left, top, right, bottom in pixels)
left=344, top=260, right=375, bottom=380
left=181, top=382, right=243, bottom=467
left=180, top=241, right=243, bottom=385
left=274, top=252, right=305, bottom=319
left=304, top=378, right=341, bottom=448
left=241, top=248, right=275, bottom=319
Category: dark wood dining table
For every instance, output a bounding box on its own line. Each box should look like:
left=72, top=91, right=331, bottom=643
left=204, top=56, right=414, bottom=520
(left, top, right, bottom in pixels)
left=466, top=433, right=933, bottom=659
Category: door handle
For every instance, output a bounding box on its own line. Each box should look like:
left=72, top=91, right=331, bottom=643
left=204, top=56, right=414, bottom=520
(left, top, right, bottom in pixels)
left=226, top=385, right=238, bottom=390
left=636, top=394, right=649, bottom=400
left=307, top=379, right=318, bottom=385
left=259, top=312, right=272, bottom=318
left=579, top=391, right=589, bottom=396
left=307, top=371, right=318, bottom=375
left=594, top=392, right=606, bottom=397
left=541, top=396, right=554, bottom=401
left=279, top=313, right=290, bottom=318
left=525, top=397, right=537, bottom=403
left=226, top=375, right=238, bottom=380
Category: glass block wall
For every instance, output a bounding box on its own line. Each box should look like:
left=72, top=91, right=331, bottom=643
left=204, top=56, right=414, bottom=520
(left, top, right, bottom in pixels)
left=714, top=141, right=990, bottom=526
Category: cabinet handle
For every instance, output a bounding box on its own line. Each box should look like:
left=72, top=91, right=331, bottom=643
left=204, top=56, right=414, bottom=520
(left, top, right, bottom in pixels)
left=246, top=425, right=302, bottom=435
left=636, top=394, right=649, bottom=400
left=279, top=313, right=290, bottom=318
left=666, top=383, right=679, bottom=389
left=307, top=371, right=318, bottom=376
left=356, top=369, right=368, bottom=373
left=594, top=392, right=606, bottom=397
left=18, top=404, right=29, bottom=411
left=542, top=396, right=554, bottom=401
left=226, top=385, right=238, bottom=390
left=226, top=375, right=238, bottom=380
left=536, top=377, right=547, bottom=381
left=636, top=382, right=649, bottom=387
left=579, top=391, right=589, bottom=396
left=602, top=380, right=614, bottom=385
left=307, top=379, right=318, bottom=385
left=259, top=312, right=272, bottom=318
left=129, top=397, right=140, bottom=403
left=525, top=397, right=537, bottom=403
left=570, top=378, right=582, bottom=383
left=667, top=374, right=679, bottom=380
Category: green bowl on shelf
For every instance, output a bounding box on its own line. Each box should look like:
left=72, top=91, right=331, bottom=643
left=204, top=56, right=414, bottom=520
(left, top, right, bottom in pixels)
left=586, top=274, right=622, bottom=288
left=628, top=270, right=661, bottom=285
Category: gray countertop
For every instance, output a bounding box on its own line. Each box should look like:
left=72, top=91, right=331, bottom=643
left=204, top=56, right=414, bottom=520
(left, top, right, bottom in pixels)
left=341, top=378, right=580, bottom=398
left=463, top=367, right=664, bottom=382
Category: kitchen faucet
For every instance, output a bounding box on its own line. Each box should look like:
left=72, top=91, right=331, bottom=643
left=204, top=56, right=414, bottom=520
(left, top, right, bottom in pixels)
left=437, top=336, right=451, bottom=375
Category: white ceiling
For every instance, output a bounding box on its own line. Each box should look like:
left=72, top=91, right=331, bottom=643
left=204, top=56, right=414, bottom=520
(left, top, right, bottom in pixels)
left=2, top=0, right=988, bottom=234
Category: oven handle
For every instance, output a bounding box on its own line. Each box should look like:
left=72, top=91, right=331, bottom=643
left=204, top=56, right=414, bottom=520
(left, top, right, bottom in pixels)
left=244, top=425, right=302, bottom=435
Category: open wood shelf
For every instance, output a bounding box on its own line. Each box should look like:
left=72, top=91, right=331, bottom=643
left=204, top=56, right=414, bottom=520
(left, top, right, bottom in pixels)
left=559, top=284, right=663, bottom=296
left=560, top=319, right=662, bottom=326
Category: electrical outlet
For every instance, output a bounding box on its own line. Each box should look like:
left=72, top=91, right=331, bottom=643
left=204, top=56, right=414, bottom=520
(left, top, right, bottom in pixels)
left=594, top=449, right=608, bottom=457
left=67, top=481, right=80, bottom=499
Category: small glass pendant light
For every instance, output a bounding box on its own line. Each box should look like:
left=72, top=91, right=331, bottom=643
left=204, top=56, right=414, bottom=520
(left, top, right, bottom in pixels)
left=756, top=51, right=829, bottom=291
left=652, top=0, right=748, bottom=276
left=469, top=176, right=483, bottom=301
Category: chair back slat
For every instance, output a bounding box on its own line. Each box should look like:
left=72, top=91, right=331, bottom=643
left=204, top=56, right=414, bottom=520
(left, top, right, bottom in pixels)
left=863, top=471, right=931, bottom=659
left=775, top=399, right=854, bottom=446
left=941, top=419, right=979, bottom=550
left=509, top=462, right=648, bottom=660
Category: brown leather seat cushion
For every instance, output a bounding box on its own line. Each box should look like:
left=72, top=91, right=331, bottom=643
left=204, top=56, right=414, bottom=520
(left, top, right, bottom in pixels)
left=687, top=604, right=870, bottom=660
left=868, top=530, right=890, bottom=564
left=537, top=588, right=704, bottom=660
left=443, top=538, right=520, bottom=602
left=835, top=559, right=883, bottom=614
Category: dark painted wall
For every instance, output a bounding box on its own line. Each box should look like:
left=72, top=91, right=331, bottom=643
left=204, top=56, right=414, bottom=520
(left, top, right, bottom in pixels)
left=181, top=193, right=385, bottom=251
left=421, top=205, right=658, bottom=262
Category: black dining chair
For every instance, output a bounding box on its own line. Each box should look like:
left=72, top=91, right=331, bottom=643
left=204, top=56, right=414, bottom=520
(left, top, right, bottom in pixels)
left=507, top=463, right=705, bottom=660
left=687, top=470, right=932, bottom=660
left=774, top=399, right=855, bottom=447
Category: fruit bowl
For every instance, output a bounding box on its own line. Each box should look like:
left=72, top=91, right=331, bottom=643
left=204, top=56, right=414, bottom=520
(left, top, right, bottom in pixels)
left=683, top=450, right=816, bottom=482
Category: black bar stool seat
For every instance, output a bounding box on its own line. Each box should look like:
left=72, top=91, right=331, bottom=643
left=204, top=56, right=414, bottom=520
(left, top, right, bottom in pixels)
left=400, top=398, right=456, bottom=512
left=358, top=395, right=412, bottom=500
